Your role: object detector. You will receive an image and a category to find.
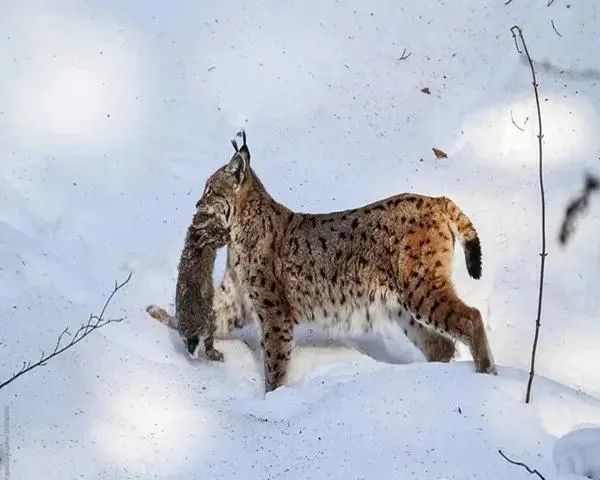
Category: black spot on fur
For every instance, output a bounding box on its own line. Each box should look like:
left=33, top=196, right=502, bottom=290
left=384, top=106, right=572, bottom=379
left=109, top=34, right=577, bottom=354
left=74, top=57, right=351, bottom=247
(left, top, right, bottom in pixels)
left=319, top=237, right=328, bottom=252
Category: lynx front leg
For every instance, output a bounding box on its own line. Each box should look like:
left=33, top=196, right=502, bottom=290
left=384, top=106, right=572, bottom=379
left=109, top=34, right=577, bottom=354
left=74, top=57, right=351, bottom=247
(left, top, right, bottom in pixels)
left=213, top=265, right=250, bottom=337
left=260, top=315, right=295, bottom=392
left=250, top=287, right=296, bottom=392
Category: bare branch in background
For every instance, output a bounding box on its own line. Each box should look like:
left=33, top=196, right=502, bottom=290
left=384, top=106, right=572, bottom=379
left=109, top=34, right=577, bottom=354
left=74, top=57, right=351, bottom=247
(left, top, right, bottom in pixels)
left=0, top=273, right=132, bottom=390
left=510, top=25, right=547, bottom=405
left=504, top=0, right=513, bottom=5
left=547, top=0, right=555, bottom=6
left=551, top=19, right=562, bottom=37
left=510, top=110, right=526, bottom=131
left=559, top=174, right=599, bottom=245
left=512, top=31, right=523, bottom=53
left=498, top=450, right=546, bottom=480
left=397, top=48, right=412, bottom=61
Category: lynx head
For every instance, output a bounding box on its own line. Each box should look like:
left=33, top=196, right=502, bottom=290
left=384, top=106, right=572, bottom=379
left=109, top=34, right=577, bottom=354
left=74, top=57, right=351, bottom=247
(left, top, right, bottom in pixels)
left=193, top=131, right=251, bottom=233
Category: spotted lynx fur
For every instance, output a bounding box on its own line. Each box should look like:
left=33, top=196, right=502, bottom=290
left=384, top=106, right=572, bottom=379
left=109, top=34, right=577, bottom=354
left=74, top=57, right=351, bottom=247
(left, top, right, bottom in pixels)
left=153, top=133, right=495, bottom=392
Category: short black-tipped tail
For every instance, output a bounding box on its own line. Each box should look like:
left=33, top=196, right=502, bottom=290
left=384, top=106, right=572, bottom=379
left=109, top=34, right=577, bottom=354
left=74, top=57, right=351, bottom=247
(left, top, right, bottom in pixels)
left=440, top=197, right=483, bottom=280
left=464, top=236, right=482, bottom=279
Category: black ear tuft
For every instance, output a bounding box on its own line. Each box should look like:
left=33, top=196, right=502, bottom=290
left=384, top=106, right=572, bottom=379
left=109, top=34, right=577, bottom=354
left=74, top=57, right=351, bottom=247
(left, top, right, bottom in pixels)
left=231, top=139, right=239, bottom=152
left=236, top=130, right=250, bottom=163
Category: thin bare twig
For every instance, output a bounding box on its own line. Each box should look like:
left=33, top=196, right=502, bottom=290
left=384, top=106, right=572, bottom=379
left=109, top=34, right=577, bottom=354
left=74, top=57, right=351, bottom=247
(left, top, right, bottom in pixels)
left=511, top=31, right=523, bottom=53
left=510, top=110, right=525, bottom=131
left=547, top=0, right=555, bottom=6
left=510, top=25, right=547, bottom=404
left=551, top=19, right=562, bottom=37
left=504, top=0, right=513, bottom=4
left=0, top=273, right=132, bottom=390
left=498, top=450, right=546, bottom=479
left=398, top=48, right=412, bottom=61
left=559, top=174, right=599, bottom=245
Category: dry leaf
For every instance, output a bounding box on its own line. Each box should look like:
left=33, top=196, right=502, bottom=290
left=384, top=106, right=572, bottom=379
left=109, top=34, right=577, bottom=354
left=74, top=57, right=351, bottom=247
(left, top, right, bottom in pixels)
left=432, top=148, right=448, bottom=159
left=421, top=87, right=431, bottom=95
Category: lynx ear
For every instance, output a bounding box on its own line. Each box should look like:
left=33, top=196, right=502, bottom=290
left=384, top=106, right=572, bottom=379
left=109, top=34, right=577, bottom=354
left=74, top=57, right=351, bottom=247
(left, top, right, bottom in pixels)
left=226, top=152, right=249, bottom=186
left=226, top=130, right=250, bottom=186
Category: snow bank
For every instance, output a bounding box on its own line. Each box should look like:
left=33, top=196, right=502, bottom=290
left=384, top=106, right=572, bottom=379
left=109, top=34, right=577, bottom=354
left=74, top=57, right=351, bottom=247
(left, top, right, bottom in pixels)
left=555, top=428, right=600, bottom=479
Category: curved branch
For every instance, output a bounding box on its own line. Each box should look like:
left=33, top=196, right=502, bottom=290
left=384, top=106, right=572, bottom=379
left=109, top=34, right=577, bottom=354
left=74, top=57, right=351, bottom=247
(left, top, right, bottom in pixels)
left=498, top=450, right=546, bottom=479
left=0, top=273, right=132, bottom=390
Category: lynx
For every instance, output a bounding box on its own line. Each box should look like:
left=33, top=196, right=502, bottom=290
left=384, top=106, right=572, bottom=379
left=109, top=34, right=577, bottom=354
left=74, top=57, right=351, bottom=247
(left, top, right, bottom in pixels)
left=156, top=133, right=495, bottom=392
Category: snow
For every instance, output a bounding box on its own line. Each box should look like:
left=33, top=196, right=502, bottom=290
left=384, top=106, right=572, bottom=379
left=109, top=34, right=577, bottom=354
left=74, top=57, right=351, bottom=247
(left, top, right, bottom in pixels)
left=1, top=0, right=600, bottom=479
left=555, top=428, right=600, bottom=480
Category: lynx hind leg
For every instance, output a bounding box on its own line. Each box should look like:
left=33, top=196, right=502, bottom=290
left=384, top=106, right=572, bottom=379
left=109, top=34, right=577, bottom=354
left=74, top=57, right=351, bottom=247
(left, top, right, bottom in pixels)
left=400, top=316, right=456, bottom=363
left=412, top=285, right=495, bottom=374
left=399, top=228, right=495, bottom=374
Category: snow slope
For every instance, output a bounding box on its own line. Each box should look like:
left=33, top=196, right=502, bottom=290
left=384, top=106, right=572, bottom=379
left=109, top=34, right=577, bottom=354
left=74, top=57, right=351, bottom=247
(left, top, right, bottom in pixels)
left=1, top=0, right=600, bottom=478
